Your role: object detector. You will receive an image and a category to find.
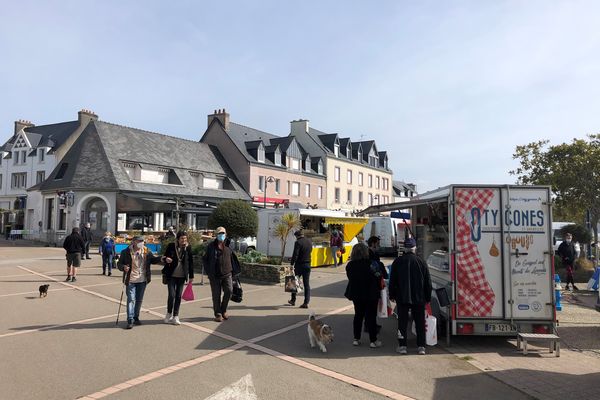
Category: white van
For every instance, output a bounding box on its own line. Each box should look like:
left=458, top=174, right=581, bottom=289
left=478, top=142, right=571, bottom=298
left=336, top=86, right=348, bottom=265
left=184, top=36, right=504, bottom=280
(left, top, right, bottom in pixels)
left=364, top=216, right=410, bottom=256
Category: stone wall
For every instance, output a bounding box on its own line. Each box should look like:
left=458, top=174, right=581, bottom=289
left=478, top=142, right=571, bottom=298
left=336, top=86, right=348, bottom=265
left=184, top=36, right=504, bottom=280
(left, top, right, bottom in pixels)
left=192, top=256, right=286, bottom=284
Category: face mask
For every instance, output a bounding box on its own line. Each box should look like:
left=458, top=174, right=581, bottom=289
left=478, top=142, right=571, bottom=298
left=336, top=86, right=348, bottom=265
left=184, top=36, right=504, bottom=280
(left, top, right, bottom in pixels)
left=566, top=238, right=572, bottom=243
left=136, top=242, right=144, bottom=250
left=217, top=233, right=226, bottom=242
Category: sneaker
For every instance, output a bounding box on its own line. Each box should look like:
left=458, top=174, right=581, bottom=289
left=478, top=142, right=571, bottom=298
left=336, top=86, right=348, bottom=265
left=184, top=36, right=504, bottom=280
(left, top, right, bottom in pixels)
left=86, top=257, right=92, bottom=260
left=172, top=316, right=181, bottom=325
left=222, top=313, right=229, bottom=320
left=352, top=340, right=360, bottom=346
left=65, top=276, right=71, bottom=282
left=214, top=314, right=224, bottom=322
left=396, top=346, right=408, bottom=355
left=418, top=346, right=426, bottom=355
left=287, top=300, right=295, bottom=306
left=299, top=303, right=309, bottom=309
left=370, top=340, right=382, bottom=348
left=102, top=271, right=106, bottom=275
left=133, top=319, right=142, bottom=326
left=108, top=272, right=112, bottom=276
left=164, top=313, right=172, bottom=323
left=71, top=277, right=77, bottom=282
left=126, top=322, right=133, bottom=329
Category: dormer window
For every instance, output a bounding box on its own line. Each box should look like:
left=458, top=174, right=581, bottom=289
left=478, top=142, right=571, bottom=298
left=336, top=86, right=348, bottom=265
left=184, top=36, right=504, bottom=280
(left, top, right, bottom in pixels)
left=358, top=148, right=362, bottom=162
left=38, top=148, right=45, bottom=162
left=346, top=143, right=351, bottom=158
left=257, top=144, right=265, bottom=163
left=274, top=148, right=281, bottom=166
left=305, top=156, right=311, bottom=172
left=290, top=157, right=300, bottom=171
left=334, top=143, right=340, bottom=157
left=317, top=160, right=323, bottom=175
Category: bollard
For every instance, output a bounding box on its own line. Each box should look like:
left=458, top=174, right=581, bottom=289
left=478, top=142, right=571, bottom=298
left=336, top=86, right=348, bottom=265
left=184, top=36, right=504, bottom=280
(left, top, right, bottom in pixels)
left=554, top=273, right=562, bottom=311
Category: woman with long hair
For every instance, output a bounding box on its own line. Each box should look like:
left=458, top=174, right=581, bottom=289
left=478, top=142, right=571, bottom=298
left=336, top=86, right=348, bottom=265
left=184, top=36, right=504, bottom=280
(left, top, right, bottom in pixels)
left=162, top=231, right=194, bottom=325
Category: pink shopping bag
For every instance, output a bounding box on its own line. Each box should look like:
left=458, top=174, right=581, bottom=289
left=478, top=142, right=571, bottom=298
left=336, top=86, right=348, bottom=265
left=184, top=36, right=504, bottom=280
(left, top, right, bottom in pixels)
left=182, top=282, right=194, bottom=301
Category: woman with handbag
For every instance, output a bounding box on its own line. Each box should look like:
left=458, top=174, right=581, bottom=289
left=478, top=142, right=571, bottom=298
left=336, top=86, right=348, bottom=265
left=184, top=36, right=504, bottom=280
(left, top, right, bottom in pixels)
left=162, top=231, right=194, bottom=325
left=346, top=243, right=382, bottom=348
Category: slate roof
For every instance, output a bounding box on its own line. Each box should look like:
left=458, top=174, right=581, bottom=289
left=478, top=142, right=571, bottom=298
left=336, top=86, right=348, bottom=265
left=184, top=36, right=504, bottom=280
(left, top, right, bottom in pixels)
left=1, top=120, right=80, bottom=153
left=317, top=133, right=338, bottom=153
left=38, top=121, right=250, bottom=201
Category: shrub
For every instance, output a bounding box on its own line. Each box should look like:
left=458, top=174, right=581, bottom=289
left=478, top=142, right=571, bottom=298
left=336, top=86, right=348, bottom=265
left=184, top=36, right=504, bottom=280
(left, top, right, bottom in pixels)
left=239, top=249, right=265, bottom=264
left=560, top=224, right=592, bottom=244
left=208, top=199, right=258, bottom=239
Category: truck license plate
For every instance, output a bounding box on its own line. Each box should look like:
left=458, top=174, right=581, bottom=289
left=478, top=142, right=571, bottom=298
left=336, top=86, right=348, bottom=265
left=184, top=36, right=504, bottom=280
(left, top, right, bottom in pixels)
left=485, top=323, right=515, bottom=333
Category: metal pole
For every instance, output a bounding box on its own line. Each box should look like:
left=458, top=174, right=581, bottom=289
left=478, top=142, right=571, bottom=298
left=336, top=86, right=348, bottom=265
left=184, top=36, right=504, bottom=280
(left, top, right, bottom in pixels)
left=176, top=198, right=180, bottom=232
left=263, top=176, right=267, bottom=209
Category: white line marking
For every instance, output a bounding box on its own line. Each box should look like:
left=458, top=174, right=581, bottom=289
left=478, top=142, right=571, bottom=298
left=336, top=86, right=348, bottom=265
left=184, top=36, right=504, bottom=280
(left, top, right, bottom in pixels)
left=204, top=374, right=257, bottom=400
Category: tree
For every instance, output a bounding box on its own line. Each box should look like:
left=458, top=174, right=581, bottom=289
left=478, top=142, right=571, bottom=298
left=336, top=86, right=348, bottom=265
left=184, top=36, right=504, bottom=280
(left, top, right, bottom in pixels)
left=510, top=135, right=600, bottom=242
left=208, top=200, right=257, bottom=239
left=560, top=224, right=592, bottom=246
left=272, top=212, right=301, bottom=263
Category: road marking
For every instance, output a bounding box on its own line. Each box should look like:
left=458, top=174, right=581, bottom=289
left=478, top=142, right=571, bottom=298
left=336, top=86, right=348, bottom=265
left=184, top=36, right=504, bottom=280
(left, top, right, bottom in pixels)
left=204, top=374, right=257, bottom=400
left=0, top=281, right=121, bottom=298
left=0, top=313, right=121, bottom=338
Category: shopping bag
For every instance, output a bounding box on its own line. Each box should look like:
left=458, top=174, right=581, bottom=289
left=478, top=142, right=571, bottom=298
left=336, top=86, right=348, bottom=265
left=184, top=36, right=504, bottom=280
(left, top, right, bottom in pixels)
left=377, top=287, right=390, bottom=318
left=231, top=277, right=243, bottom=303
left=586, top=277, right=596, bottom=290
left=411, top=311, right=438, bottom=346
left=284, top=275, right=303, bottom=293
left=182, top=282, right=194, bottom=301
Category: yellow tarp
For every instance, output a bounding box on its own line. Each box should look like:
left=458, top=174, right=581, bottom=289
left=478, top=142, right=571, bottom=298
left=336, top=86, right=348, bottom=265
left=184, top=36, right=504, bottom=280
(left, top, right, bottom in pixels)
left=324, top=217, right=369, bottom=242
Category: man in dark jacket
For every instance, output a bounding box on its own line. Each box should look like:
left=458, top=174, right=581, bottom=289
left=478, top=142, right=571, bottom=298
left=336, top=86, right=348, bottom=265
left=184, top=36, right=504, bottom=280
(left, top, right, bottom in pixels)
left=557, top=233, right=578, bottom=290
left=81, top=222, right=93, bottom=259
left=202, top=227, right=241, bottom=322
left=389, top=237, right=432, bottom=355
left=288, top=230, right=313, bottom=308
left=117, top=236, right=163, bottom=329
left=62, top=227, right=85, bottom=282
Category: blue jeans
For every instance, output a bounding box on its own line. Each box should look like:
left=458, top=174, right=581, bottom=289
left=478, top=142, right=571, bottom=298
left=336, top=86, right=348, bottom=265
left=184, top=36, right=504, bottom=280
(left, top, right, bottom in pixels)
left=291, top=265, right=311, bottom=305
left=102, top=254, right=113, bottom=273
left=126, top=282, right=147, bottom=322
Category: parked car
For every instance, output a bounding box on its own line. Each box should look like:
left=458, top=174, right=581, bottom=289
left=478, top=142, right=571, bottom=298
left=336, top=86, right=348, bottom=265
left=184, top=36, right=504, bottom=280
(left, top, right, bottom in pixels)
left=237, top=236, right=256, bottom=254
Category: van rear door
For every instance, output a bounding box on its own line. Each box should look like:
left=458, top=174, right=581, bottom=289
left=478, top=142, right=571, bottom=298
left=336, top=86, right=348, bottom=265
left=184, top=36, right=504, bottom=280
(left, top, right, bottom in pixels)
left=502, top=187, right=553, bottom=321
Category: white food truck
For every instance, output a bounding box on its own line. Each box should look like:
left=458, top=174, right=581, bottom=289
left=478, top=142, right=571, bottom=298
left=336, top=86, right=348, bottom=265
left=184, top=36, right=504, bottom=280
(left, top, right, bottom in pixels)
left=361, top=185, right=556, bottom=336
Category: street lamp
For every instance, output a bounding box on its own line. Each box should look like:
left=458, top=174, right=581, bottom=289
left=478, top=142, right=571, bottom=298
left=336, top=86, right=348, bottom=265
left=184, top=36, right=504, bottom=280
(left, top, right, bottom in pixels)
left=264, top=176, right=275, bottom=209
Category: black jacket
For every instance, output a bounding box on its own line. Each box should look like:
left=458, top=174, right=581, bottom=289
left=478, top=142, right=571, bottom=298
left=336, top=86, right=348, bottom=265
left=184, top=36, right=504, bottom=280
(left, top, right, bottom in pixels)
left=117, top=246, right=163, bottom=285
left=557, top=241, right=576, bottom=266
left=345, top=258, right=381, bottom=302
left=291, top=236, right=312, bottom=267
left=63, top=233, right=85, bottom=254
left=161, top=242, right=194, bottom=280
left=369, top=248, right=388, bottom=279
left=81, top=227, right=93, bottom=242
left=202, top=240, right=241, bottom=278
left=389, top=252, right=432, bottom=305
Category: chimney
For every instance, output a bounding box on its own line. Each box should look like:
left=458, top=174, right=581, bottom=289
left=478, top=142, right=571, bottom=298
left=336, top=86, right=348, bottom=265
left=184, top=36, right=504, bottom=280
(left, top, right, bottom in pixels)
left=78, top=108, right=98, bottom=127
left=207, top=108, right=230, bottom=131
left=14, top=119, right=34, bottom=134
left=290, top=119, right=309, bottom=135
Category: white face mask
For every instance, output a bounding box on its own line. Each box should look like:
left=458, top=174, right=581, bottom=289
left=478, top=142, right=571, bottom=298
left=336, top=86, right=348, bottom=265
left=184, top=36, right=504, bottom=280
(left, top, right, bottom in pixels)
left=136, top=242, right=144, bottom=250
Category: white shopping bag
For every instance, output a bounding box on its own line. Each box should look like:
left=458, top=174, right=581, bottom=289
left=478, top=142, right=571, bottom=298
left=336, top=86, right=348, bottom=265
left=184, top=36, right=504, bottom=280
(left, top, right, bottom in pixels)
left=411, top=311, right=438, bottom=346
left=377, top=287, right=390, bottom=318
left=587, top=277, right=596, bottom=290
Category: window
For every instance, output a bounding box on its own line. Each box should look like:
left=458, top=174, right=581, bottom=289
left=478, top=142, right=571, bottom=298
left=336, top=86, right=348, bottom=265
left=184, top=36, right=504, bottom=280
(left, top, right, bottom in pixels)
left=11, top=173, right=27, bottom=188
left=334, top=167, right=340, bottom=182
left=202, top=177, right=223, bottom=189
left=318, top=186, right=323, bottom=199
left=0, top=174, right=2, bottom=190
left=382, top=178, right=387, bottom=190
left=347, top=170, right=352, bottom=184
left=358, top=191, right=363, bottom=205
left=55, top=163, right=68, bottom=180
left=21, top=150, right=26, bottom=164
left=13, top=151, right=19, bottom=165
left=290, top=157, right=300, bottom=170
left=287, top=181, right=291, bottom=195
left=258, top=176, right=265, bottom=192
left=334, top=188, right=340, bottom=203
left=46, top=198, right=54, bottom=230
left=334, top=143, right=339, bottom=157
left=275, top=150, right=281, bottom=166
left=275, top=179, right=281, bottom=193
left=368, top=193, right=373, bottom=206
left=305, top=184, right=310, bottom=197
left=358, top=172, right=363, bottom=186
left=376, top=176, right=380, bottom=189
left=36, top=171, right=45, bottom=184
left=292, top=182, right=300, bottom=196
left=368, top=174, right=373, bottom=188
left=257, top=145, right=265, bottom=163
left=347, top=190, right=352, bottom=204
left=305, top=156, right=311, bottom=172
left=358, top=149, right=362, bottom=162
left=39, top=148, right=45, bottom=162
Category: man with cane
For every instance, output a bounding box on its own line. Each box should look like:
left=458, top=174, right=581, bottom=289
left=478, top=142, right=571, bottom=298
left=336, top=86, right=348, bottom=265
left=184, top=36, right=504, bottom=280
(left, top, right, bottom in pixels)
left=117, top=236, right=163, bottom=329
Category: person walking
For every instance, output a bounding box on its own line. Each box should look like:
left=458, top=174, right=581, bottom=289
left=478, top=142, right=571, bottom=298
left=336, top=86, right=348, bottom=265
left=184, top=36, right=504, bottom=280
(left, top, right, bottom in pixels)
left=346, top=243, right=382, bottom=348
left=117, top=236, right=163, bottom=329
left=162, top=231, right=194, bottom=325
left=558, top=233, right=579, bottom=290
left=99, top=232, right=116, bottom=276
left=165, top=226, right=176, bottom=239
left=81, top=222, right=93, bottom=259
left=202, top=227, right=241, bottom=322
left=365, top=236, right=388, bottom=334
left=62, top=227, right=85, bottom=282
left=330, top=228, right=343, bottom=267
left=288, top=230, right=313, bottom=308
left=389, top=237, right=433, bottom=355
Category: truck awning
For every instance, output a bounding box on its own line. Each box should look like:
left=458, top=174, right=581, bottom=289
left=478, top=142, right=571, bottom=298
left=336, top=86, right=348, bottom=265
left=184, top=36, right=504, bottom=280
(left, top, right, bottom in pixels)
left=358, top=196, right=447, bottom=216
left=324, top=217, right=369, bottom=241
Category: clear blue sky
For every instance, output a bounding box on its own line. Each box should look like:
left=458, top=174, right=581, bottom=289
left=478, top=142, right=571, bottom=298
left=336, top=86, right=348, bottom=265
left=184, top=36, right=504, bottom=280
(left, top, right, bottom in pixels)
left=2, top=1, right=599, bottom=192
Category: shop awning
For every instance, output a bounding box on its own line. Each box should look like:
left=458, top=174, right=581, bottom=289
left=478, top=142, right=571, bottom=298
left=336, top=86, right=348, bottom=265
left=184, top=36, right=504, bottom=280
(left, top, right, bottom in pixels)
left=324, top=217, right=369, bottom=241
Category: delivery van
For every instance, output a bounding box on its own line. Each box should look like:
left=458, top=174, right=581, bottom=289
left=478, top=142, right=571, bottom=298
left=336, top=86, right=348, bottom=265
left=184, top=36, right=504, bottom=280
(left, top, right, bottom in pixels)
left=361, top=184, right=556, bottom=336
left=363, top=216, right=410, bottom=256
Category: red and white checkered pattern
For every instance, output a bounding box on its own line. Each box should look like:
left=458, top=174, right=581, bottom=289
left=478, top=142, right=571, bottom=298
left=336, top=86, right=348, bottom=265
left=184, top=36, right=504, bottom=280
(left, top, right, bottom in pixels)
left=455, top=189, right=496, bottom=317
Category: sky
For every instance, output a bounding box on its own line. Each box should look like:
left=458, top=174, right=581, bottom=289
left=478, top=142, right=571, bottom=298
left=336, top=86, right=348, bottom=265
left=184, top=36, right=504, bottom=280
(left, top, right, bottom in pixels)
left=2, top=0, right=600, bottom=193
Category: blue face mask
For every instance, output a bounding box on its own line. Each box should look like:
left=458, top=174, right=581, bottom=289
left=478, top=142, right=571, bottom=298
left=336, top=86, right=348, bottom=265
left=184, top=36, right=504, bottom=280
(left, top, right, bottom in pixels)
left=217, top=233, right=226, bottom=242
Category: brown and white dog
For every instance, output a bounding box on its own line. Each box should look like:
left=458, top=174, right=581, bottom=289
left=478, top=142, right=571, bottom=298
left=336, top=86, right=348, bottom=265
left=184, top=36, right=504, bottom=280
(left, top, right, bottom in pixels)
left=307, top=311, right=334, bottom=352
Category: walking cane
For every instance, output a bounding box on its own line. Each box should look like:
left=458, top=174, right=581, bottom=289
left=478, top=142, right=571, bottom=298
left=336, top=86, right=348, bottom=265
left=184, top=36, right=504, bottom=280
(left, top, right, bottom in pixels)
left=116, top=284, right=125, bottom=325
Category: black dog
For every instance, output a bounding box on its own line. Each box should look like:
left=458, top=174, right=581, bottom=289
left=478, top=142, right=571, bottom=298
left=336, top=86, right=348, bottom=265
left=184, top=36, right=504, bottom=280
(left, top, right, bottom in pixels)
left=39, top=284, right=50, bottom=298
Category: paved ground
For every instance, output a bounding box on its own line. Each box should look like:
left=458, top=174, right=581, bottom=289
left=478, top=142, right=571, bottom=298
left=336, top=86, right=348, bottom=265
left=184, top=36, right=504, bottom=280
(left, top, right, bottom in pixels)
left=1, top=242, right=599, bottom=400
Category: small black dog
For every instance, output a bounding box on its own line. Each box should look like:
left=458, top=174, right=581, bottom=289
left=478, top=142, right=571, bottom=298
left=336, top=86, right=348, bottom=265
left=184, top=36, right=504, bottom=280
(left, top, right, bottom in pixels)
left=39, top=284, right=50, bottom=298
